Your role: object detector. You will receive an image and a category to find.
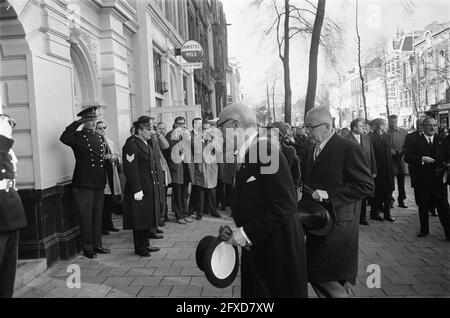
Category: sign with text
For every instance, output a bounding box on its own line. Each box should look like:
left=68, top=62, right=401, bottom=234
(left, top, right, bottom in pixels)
left=181, top=40, right=203, bottom=63
left=182, top=62, right=203, bottom=70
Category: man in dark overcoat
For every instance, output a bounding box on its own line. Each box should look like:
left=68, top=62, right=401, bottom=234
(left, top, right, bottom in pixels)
left=404, top=117, right=450, bottom=240
left=369, top=118, right=395, bottom=222
left=122, top=117, right=162, bottom=257
left=60, top=106, right=110, bottom=258
left=346, top=118, right=377, bottom=226
left=218, top=103, right=308, bottom=298
left=303, top=107, right=374, bottom=298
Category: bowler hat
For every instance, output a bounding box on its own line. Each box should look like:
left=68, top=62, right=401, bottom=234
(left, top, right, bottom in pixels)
left=77, top=105, right=98, bottom=119
left=195, top=226, right=239, bottom=289
left=298, top=197, right=336, bottom=236
left=133, top=116, right=152, bottom=128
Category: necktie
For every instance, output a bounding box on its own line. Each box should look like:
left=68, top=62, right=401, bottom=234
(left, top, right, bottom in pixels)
left=314, top=145, right=321, bottom=161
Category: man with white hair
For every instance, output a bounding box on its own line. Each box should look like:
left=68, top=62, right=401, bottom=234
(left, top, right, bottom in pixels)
left=218, top=103, right=308, bottom=298
left=303, top=106, right=374, bottom=298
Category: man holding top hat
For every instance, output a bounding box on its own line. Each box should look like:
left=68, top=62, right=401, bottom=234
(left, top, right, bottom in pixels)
left=303, top=107, right=374, bottom=297
left=217, top=103, right=308, bottom=298
left=60, top=106, right=110, bottom=259
left=122, top=116, right=162, bottom=257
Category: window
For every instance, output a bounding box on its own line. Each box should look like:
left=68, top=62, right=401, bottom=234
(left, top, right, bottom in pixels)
left=155, top=97, right=163, bottom=108
left=183, top=75, right=188, bottom=105
left=153, top=50, right=163, bottom=94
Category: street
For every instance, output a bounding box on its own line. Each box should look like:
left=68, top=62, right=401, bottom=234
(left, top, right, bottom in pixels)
left=14, top=182, right=450, bottom=298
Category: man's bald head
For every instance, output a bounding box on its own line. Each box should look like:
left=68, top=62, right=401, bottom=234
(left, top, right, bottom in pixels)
left=305, top=107, right=333, bottom=126
left=218, top=103, right=257, bottom=129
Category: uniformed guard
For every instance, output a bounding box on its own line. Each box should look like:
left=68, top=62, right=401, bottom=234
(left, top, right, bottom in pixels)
left=60, top=106, right=110, bottom=258
left=122, top=116, right=162, bottom=257
left=0, top=112, right=27, bottom=298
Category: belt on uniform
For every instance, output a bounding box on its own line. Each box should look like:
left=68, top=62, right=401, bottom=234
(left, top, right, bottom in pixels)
left=0, top=179, right=16, bottom=192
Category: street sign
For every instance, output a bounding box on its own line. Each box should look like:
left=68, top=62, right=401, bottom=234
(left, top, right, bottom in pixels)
left=182, top=62, right=203, bottom=70
left=181, top=40, right=203, bottom=63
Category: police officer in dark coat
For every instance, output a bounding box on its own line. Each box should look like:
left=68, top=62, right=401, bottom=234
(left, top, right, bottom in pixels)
left=303, top=107, right=374, bottom=298
left=60, top=106, right=110, bottom=259
left=218, top=104, right=308, bottom=298
left=369, top=118, right=395, bottom=222
left=0, top=113, right=27, bottom=298
left=122, top=117, right=162, bottom=257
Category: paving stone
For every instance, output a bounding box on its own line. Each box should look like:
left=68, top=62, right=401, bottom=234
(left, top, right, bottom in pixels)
left=169, top=285, right=202, bottom=297
left=161, top=276, right=192, bottom=285
left=382, top=284, right=418, bottom=296
left=102, top=277, right=134, bottom=287
left=153, top=267, right=183, bottom=276
left=138, top=286, right=173, bottom=297
left=125, top=268, right=157, bottom=276
left=412, top=284, right=449, bottom=295
left=130, top=277, right=162, bottom=286
left=105, top=287, right=143, bottom=298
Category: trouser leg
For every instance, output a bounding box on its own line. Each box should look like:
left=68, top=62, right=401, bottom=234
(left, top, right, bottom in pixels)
left=434, top=186, right=450, bottom=238
left=216, top=180, right=224, bottom=208
left=161, top=186, right=168, bottom=222
left=0, top=231, right=19, bottom=298
left=181, top=183, right=189, bottom=217
left=225, top=183, right=233, bottom=207
left=383, top=193, right=393, bottom=218
left=102, top=194, right=114, bottom=231
left=197, top=187, right=206, bottom=217
left=73, top=188, right=94, bottom=251
left=397, top=174, right=406, bottom=202
left=92, top=189, right=104, bottom=249
left=360, top=198, right=367, bottom=223
left=417, top=187, right=430, bottom=234
left=173, top=184, right=183, bottom=220
left=207, top=188, right=216, bottom=213
left=311, top=281, right=350, bottom=298
left=133, top=230, right=148, bottom=253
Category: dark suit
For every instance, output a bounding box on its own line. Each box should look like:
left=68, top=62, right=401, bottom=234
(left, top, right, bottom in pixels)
left=232, top=138, right=308, bottom=297
left=369, top=132, right=395, bottom=218
left=122, top=136, right=161, bottom=252
left=346, top=133, right=377, bottom=223
left=60, top=121, right=106, bottom=252
left=304, top=134, right=374, bottom=288
left=0, top=135, right=27, bottom=298
left=404, top=134, right=450, bottom=238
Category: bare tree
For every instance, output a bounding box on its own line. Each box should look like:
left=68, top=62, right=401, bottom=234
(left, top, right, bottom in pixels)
left=304, top=0, right=326, bottom=118
left=355, top=0, right=367, bottom=120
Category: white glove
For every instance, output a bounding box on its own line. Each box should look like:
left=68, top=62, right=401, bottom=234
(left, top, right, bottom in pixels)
left=134, top=191, right=144, bottom=201
left=312, top=189, right=329, bottom=202
left=0, top=117, right=13, bottom=138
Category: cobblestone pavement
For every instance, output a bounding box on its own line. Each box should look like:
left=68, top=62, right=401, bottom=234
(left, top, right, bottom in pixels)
left=15, top=182, right=450, bottom=298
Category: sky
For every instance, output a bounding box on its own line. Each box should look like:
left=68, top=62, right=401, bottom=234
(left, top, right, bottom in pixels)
left=222, top=0, right=450, bottom=106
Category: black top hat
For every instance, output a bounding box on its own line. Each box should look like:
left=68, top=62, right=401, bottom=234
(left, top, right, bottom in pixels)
left=298, top=196, right=336, bottom=236
left=77, top=106, right=98, bottom=119
left=195, top=226, right=239, bottom=289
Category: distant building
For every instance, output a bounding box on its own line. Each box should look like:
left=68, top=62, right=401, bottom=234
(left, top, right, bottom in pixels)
left=226, top=60, right=242, bottom=105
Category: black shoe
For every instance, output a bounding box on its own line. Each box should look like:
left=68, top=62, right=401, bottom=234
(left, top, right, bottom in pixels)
left=177, top=219, right=187, bottom=224
left=384, top=216, right=395, bottom=222
left=159, top=222, right=166, bottom=227
left=220, top=206, right=226, bottom=211
left=102, top=230, right=110, bottom=235
left=135, top=250, right=151, bottom=257
left=430, top=210, right=438, bottom=217
left=196, top=215, right=202, bottom=220
left=360, top=220, right=369, bottom=226
left=155, top=228, right=164, bottom=234
left=108, top=227, right=120, bottom=232
left=398, top=203, right=408, bottom=208
left=211, top=212, right=222, bottom=218
left=149, top=232, right=164, bottom=239
left=370, top=214, right=384, bottom=222
left=146, top=246, right=161, bottom=252
left=83, top=250, right=97, bottom=259
left=417, top=232, right=429, bottom=238
left=94, top=247, right=111, bottom=254
left=184, top=218, right=194, bottom=223
left=164, top=217, right=170, bottom=222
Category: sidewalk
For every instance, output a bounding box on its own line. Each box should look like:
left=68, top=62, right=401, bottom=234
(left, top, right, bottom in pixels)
left=14, top=185, right=450, bottom=298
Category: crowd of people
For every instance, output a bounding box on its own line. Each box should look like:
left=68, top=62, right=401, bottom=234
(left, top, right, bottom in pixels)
left=2, top=102, right=450, bottom=298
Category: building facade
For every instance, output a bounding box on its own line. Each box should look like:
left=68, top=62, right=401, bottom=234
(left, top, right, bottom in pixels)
left=0, top=0, right=228, bottom=265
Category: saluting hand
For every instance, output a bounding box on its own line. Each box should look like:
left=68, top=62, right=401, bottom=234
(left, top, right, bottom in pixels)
left=0, top=117, right=12, bottom=138
left=422, top=156, right=435, bottom=164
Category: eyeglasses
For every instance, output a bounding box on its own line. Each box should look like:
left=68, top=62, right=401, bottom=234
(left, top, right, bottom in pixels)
left=0, top=114, right=16, bottom=129
left=303, top=123, right=328, bottom=132
left=96, top=126, right=107, bottom=130
left=217, top=118, right=236, bottom=128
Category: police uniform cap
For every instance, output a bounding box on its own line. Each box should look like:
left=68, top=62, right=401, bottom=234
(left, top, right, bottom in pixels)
left=133, top=116, right=152, bottom=129
left=77, top=106, right=98, bottom=119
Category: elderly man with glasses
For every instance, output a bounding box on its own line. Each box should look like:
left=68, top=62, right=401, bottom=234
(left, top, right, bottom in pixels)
left=302, top=107, right=374, bottom=298
left=0, top=112, right=27, bottom=298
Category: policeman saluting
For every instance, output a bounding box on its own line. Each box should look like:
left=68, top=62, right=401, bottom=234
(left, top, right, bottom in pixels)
left=60, top=106, right=111, bottom=258
left=0, top=112, right=27, bottom=298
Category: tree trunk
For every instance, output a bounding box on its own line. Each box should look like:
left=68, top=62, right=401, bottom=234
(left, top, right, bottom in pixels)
left=283, top=0, right=292, bottom=124
left=304, top=0, right=326, bottom=119
left=356, top=0, right=368, bottom=120
left=266, top=82, right=272, bottom=124
left=272, top=79, right=277, bottom=122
